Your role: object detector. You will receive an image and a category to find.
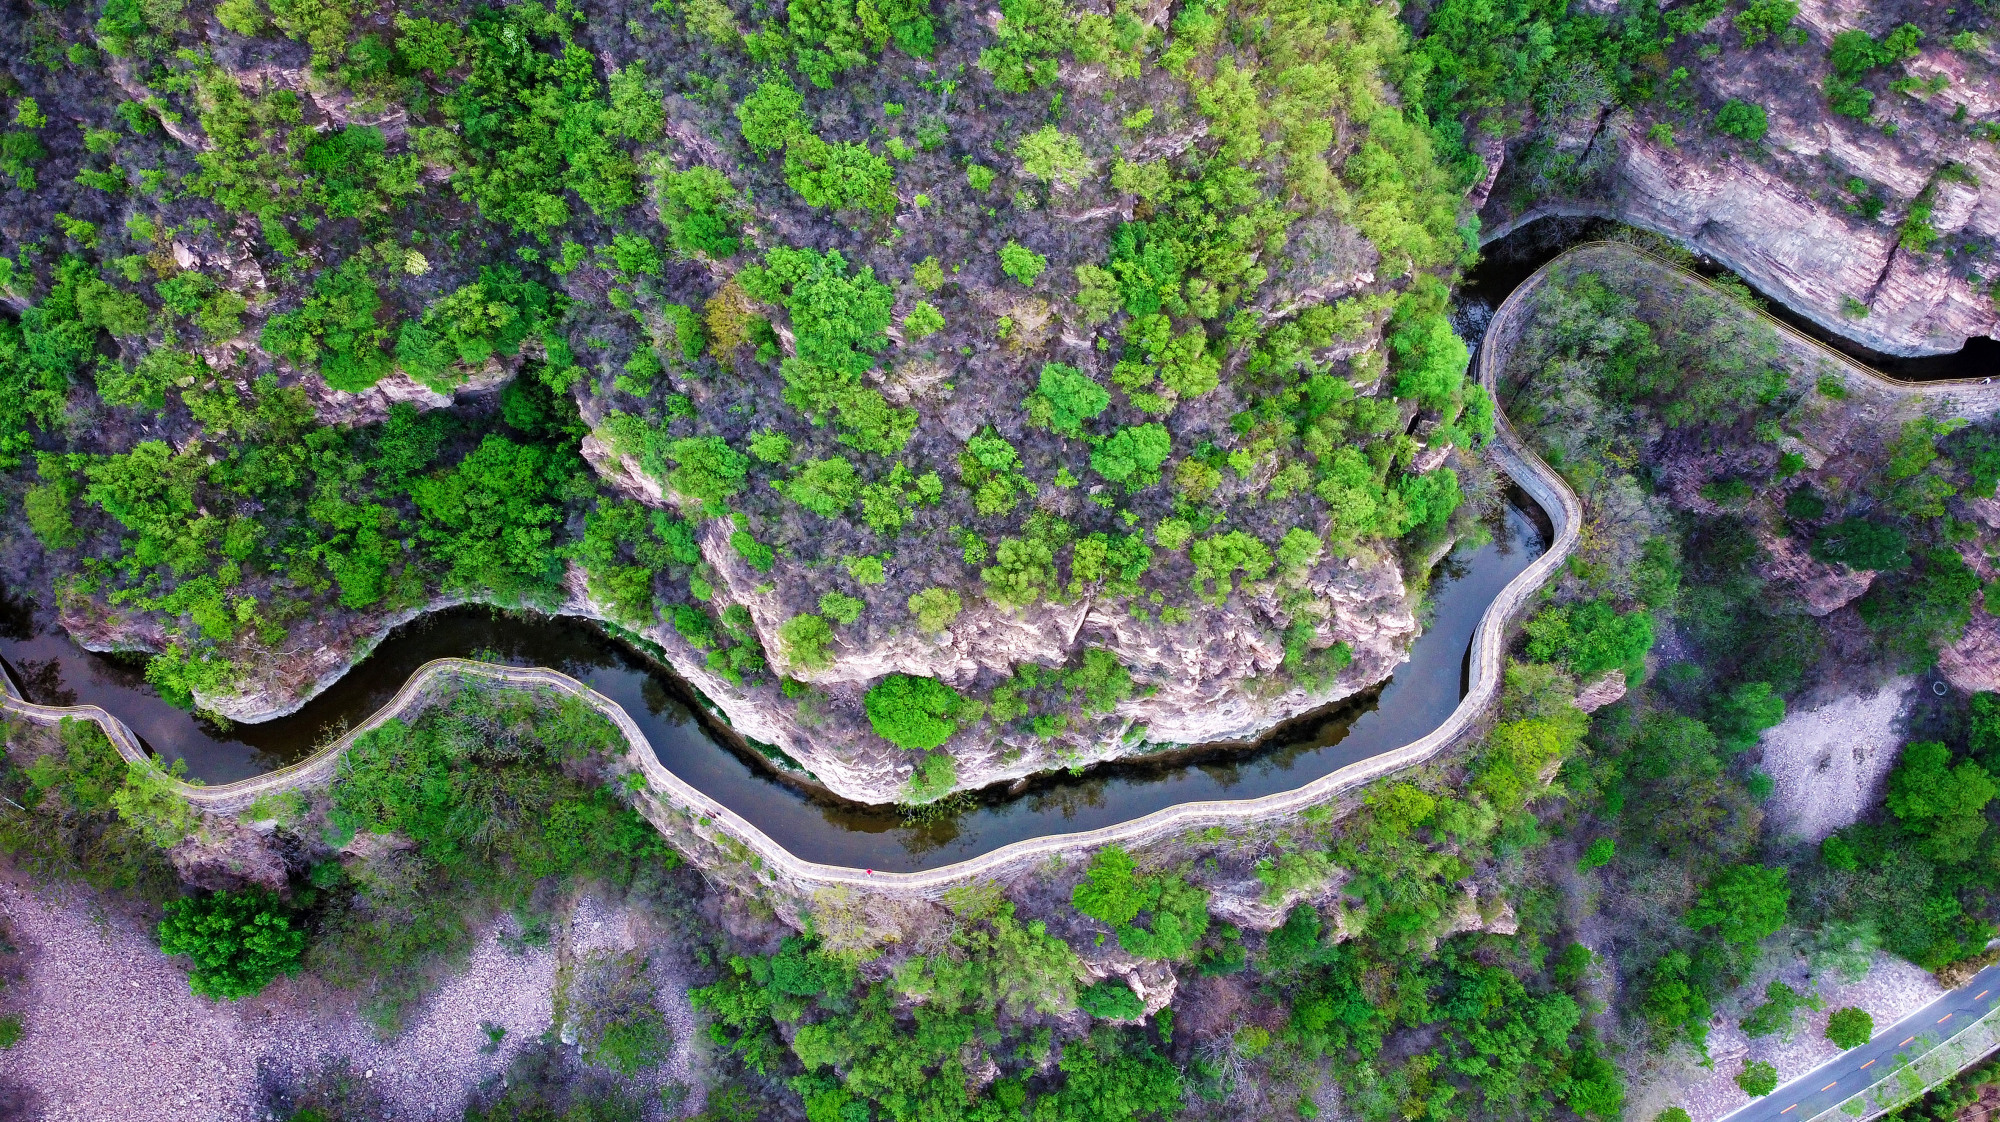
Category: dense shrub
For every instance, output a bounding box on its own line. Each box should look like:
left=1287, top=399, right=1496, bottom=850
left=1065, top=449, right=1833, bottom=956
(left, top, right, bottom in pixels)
left=1810, top=518, right=1908, bottom=571
left=157, top=888, right=307, bottom=1000
left=1523, top=599, right=1654, bottom=677
left=1078, top=979, right=1145, bottom=1020
left=1712, top=100, right=1768, bottom=142
left=863, top=674, right=965, bottom=749
left=1825, top=1006, right=1873, bottom=1049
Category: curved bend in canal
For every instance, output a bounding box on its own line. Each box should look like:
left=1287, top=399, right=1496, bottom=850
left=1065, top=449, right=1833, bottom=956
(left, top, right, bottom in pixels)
left=12, top=219, right=1949, bottom=875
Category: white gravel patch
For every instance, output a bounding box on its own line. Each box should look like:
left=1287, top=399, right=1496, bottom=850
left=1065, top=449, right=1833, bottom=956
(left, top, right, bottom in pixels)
left=1656, top=953, right=1946, bottom=1121
left=1760, top=678, right=1913, bottom=843
left=0, top=878, right=557, bottom=1121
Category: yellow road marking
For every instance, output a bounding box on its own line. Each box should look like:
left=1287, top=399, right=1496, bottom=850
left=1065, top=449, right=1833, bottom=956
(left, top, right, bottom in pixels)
left=1940, top=1013, right=1954, bottom=1024
left=1861, top=1060, right=1875, bottom=1069
left=1780, top=1106, right=1796, bottom=1115
left=1822, top=1081, right=1838, bottom=1091
left=1978, top=990, right=1990, bottom=1000
left=1901, top=1036, right=1917, bottom=1045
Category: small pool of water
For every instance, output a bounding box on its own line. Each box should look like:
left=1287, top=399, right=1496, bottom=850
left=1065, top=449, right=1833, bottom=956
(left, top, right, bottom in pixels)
left=1, top=498, right=1546, bottom=873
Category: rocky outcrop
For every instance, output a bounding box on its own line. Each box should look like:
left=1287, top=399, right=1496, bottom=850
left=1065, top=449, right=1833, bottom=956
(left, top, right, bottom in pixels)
left=1941, top=612, right=2000, bottom=695
left=1755, top=529, right=1876, bottom=617
left=1573, top=670, right=1627, bottom=714
left=167, top=820, right=290, bottom=893
left=1595, top=124, right=1996, bottom=358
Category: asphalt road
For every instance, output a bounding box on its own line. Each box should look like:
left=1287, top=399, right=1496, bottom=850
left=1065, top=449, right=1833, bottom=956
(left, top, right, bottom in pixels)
left=1719, top=963, right=2000, bottom=1121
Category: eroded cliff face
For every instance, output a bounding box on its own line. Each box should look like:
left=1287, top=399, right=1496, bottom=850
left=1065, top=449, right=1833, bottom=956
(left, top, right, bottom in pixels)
left=59, top=461, right=1425, bottom=806
left=663, top=531, right=1416, bottom=804
left=1484, top=0, right=2000, bottom=357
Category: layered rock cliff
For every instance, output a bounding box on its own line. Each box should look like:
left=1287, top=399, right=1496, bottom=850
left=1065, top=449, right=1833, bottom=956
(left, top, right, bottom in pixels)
left=1481, top=0, right=2000, bottom=357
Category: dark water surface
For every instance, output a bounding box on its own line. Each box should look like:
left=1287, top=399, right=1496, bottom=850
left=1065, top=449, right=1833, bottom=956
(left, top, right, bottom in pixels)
left=1458, top=215, right=2000, bottom=380
left=1, top=499, right=1545, bottom=872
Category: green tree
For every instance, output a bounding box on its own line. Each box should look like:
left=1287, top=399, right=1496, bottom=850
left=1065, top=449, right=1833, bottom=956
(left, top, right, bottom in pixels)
left=1189, top=531, right=1273, bottom=604
left=864, top=674, right=965, bottom=749
left=903, top=301, right=945, bottom=340
left=780, top=456, right=861, bottom=517
left=1024, top=363, right=1110, bottom=438
left=1886, top=741, right=1997, bottom=863
left=1578, top=837, right=1615, bottom=870
left=409, top=435, right=568, bottom=599
left=982, top=537, right=1057, bottom=609
left=780, top=614, right=834, bottom=671
left=1711, top=681, right=1785, bottom=752
left=395, top=267, right=554, bottom=390
left=1090, top=424, right=1171, bottom=487
left=1523, top=598, right=1654, bottom=677
left=1811, top=518, right=1908, bottom=571
left=784, top=134, right=897, bottom=214
left=1825, top=1005, right=1873, bottom=1049
left=737, top=73, right=807, bottom=153
left=156, top=888, right=306, bottom=1000
left=737, top=247, right=913, bottom=454
left=1713, top=100, right=1768, bottom=142
left=908, top=587, right=963, bottom=632
left=1686, top=865, right=1789, bottom=945
left=658, top=166, right=744, bottom=258
left=1072, top=847, right=1145, bottom=925
left=1739, top=979, right=1818, bottom=1038
left=1386, top=280, right=1468, bottom=408
left=999, top=241, right=1048, bottom=286
left=1015, top=125, right=1091, bottom=188
left=660, top=435, right=750, bottom=510
left=1735, top=1059, right=1778, bottom=1097
left=1970, top=692, right=2000, bottom=770
left=786, top=0, right=933, bottom=87
left=1078, top=979, right=1145, bottom=1020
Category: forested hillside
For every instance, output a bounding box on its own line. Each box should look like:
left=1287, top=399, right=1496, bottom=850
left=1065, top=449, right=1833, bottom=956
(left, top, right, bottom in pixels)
left=5, top=1, right=2000, bottom=1121
left=0, top=0, right=1495, bottom=803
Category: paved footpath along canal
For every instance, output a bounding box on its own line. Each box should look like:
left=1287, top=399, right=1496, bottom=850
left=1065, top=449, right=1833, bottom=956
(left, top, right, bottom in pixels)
left=1722, top=963, right=2000, bottom=1121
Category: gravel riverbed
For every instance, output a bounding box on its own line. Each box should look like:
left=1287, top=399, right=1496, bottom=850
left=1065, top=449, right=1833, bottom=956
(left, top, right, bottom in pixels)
left=0, top=873, right=692, bottom=1121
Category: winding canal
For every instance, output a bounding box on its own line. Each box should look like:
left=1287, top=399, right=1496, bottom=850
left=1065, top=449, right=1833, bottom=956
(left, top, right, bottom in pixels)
left=12, top=215, right=1951, bottom=873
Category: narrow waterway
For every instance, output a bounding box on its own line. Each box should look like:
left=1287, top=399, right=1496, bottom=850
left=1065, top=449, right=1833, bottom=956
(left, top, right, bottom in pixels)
left=1, top=496, right=1545, bottom=873
left=1459, top=215, right=2000, bottom=380
left=3, top=224, right=1802, bottom=870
